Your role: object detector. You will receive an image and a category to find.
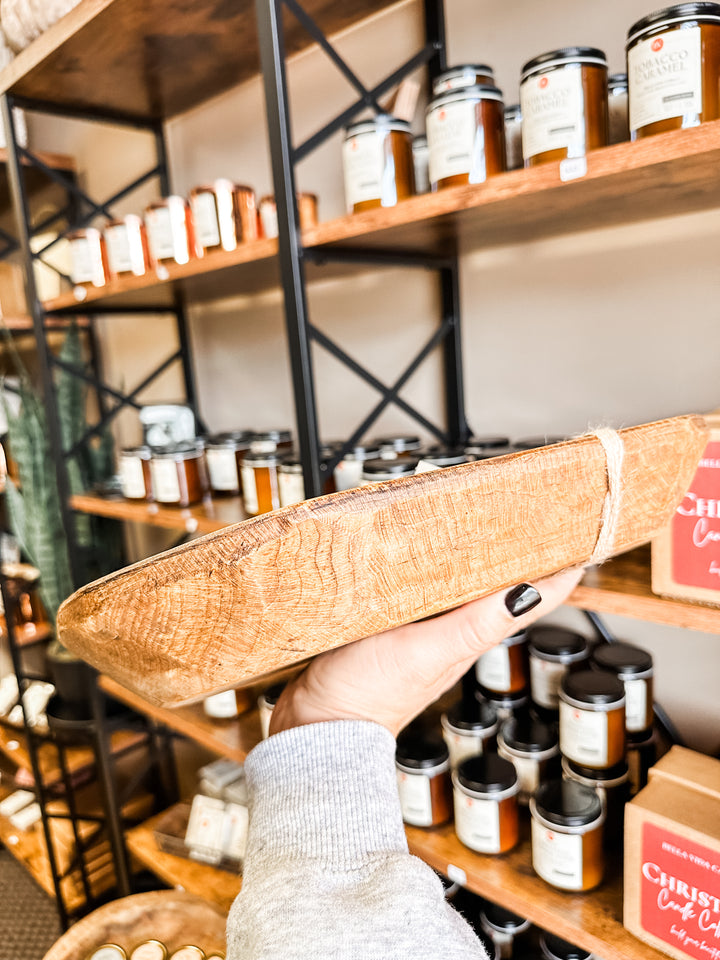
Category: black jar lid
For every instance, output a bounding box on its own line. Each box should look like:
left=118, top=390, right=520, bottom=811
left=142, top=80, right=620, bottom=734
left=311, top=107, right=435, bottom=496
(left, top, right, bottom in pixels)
left=151, top=440, right=202, bottom=460
left=591, top=641, right=653, bottom=676
left=429, top=84, right=504, bottom=110
left=337, top=443, right=381, bottom=461
left=253, top=428, right=292, bottom=445
left=436, top=63, right=495, bottom=79
left=374, top=434, right=422, bottom=452
left=278, top=454, right=303, bottom=473
left=628, top=4, right=720, bottom=45
left=445, top=698, right=498, bottom=733
left=564, top=757, right=629, bottom=785
left=456, top=754, right=518, bottom=793
left=540, top=932, right=593, bottom=960
left=514, top=435, right=567, bottom=450
left=533, top=778, right=603, bottom=827
left=205, top=430, right=252, bottom=449
left=521, top=47, right=607, bottom=81
left=499, top=710, right=558, bottom=754
left=346, top=114, right=411, bottom=137
left=608, top=72, right=628, bottom=91
left=260, top=682, right=286, bottom=706
left=561, top=669, right=625, bottom=705
left=476, top=684, right=529, bottom=709
left=243, top=450, right=281, bottom=467
left=529, top=625, right=589, bottom=660
left=121, top=444, right=151, bottom=458
left=362, top=457, right=419, bottom=476
left=396, top=732, right=449, bottom=770
left=481, top=902, right=531, bottom=933
left=465, top=434, right=510, bottom=450
left=504, top=103, right=522, bottom=120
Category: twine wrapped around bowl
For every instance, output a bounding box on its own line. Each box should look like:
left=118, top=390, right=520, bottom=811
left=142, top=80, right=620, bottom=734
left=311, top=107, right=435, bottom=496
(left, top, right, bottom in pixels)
left=0, top=0, right=80, bottom=52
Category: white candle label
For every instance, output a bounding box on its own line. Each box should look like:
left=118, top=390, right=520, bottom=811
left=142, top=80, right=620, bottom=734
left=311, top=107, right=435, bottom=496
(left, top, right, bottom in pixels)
left=521, top=67, right=585, bottom=160
left=260, top=203, right=278, bottom=239
left=150, top=459, right=180, bottom=503
left=624, top=678, right=648, bottom=733
left=531, top=819, right=583, bottom=890
left=343, top=132, right=386, bottom=208
left=476, top=644, right=511, bottom=692
left=560, top=701, right=609, bottom=766
left=207, top=448, right=239, bottom=493
left=146, top=207, right=175, bottom=261
left=278, top=471, right=305, bottom=507
left=628, top=27, right=702, bottom=132
left=192, top=192, right=221, bottom=248
left=119, top=456, right=146, bottom=499
left=70, top=237, right=96, bottom=284
left=397, top=770, right=433, bottom=827
left=498, top=747, right=539, bottom=799
left=443, top=731, right=486, bottom=769
left=203, top=689, right=238, bottom=719
left=241, top=464, right=259, bottom=514
left=530, top=656, right=566, bottom=708
left=453, top=791, right=501, bottom=853
left=105, top=223, right=132, bottom=274
left=427, top=99, right=478, bottom=183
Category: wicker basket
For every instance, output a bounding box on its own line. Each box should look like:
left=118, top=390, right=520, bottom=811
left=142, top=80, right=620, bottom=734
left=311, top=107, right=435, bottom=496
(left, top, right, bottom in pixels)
left=0, top=0, right=80, bottom=52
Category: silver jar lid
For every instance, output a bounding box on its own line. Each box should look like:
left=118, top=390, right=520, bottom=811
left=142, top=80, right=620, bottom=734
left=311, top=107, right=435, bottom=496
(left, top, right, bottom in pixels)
left=345, top=114, right=411, bottom=138
left=428, top=84, right=504, bottom=113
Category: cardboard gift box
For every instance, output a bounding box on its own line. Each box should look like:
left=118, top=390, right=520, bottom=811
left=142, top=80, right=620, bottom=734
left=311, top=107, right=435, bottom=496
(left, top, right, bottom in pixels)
left=624, top=747, right=720, bottom=960
left=652, top=413, right=720, bottom=605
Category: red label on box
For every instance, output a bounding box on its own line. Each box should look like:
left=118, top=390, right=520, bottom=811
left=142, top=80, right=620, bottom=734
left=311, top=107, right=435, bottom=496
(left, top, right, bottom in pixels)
left=672, top=441, right=720, bottom=589
left=640, top=822, right=720, bottom=960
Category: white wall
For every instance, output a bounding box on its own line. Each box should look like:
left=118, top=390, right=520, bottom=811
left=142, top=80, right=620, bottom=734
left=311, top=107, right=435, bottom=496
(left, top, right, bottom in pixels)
left=25, top=0, right=720, bottom=753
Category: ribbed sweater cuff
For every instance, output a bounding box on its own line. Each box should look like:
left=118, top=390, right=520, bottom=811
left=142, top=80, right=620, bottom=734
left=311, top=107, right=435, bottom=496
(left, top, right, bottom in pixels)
left=244, top=720, right=408, bottom=865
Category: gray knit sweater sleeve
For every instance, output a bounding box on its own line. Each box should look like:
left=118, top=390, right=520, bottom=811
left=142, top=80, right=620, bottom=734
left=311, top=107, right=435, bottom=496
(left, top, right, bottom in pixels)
left=226, top=720, right=488, bottom=960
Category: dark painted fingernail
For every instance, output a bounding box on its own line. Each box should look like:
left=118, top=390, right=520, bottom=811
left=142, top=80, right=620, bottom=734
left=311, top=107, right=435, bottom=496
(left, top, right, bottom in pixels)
left=505, top=583, right=541, bottom=617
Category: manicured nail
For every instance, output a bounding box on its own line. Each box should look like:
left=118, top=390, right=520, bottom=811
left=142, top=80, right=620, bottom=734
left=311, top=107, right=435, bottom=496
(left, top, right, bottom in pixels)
left=505, top=583, right=541, bottom=617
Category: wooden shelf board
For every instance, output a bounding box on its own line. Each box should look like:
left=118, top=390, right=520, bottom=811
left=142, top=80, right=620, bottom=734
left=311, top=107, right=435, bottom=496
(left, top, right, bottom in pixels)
left=568, top=545, right=720, bottom=632
left=126, top=808, right=242, bottom=913
left=70, top=491, right=249, bottom=534
left=0, top=0, right=401, bottom=120
left=406, top=823, right=665, bottom=960
left=100, top=676, right=262, bottom=763
left=43, top=121, right=720, bottom=314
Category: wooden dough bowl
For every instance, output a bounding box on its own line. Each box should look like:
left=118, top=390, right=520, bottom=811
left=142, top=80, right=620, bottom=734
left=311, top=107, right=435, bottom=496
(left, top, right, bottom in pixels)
left=58, top=416, right=707, bottom=706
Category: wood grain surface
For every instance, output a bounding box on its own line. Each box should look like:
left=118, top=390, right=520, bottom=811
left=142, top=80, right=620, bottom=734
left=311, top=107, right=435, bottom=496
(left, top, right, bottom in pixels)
left=58, top=417, right=707, bottom=706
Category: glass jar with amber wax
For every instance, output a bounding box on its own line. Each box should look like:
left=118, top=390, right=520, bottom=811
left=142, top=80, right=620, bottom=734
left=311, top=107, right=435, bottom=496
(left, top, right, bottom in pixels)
left=520, top=47, right=609, bottom=166
left=150, top=441, right=208, bottom=507
left=426, top=84, right=506, bottom=189
left=242, top=450, right=281, bottom=515
left=144, top=196, right=199, bottom=266
left=441, top=698, right=498, bottom=768
left=626, top=727, right=657, bottom=796
left=528, top=625, right=590, bottom=712
left=504, top=104, right=524, bottom=170
left=333, top=443, right=381, bottom=491
left=258, top=193, right=318, bottom=238
left=205, top=431, right=252, bottom=497
left=118, top=445, right=152, bottom=501
left=190, top=181, right=258, bottom=253
left=453, top=754, right=520, bottom=854
left=395, top=732, right=453, bottom=827
left=627, top=3, right=720, bottom=139
left=562, top=756, right=630, bottom=849
left=104, top=215, right=150, bottom=278
left=432, top=64, right=496, bottom=94
left=559, top=670, right=626, bottom=770
left=343, top=114, right=415, bottom=212
left=531, top=779, right=604, bottom=891
left=476, top=630, right=529, bottom=695
left=360, top=457, right=419, bottom=484
left=608, top=73, right=630, bottom=144
left=590, top=641, right=653, bottom=734
left=203, top=687, right=252, bottom=722
left=68, top=228, right=110, bottom=288
left=497, top=710, right=561, bottom=804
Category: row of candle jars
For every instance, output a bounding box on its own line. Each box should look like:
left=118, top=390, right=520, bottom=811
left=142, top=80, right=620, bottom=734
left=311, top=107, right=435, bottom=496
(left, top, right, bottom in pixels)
left=67, top=184, right=319, bottom=289
left=344, top=4, right=720, bottom=209
left=395, top=628, right=657, bottom=893
left=86, top=943, right=224, bottom=960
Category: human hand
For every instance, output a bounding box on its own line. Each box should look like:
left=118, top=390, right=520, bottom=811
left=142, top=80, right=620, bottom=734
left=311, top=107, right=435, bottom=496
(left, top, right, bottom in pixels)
left=270, top=567, right=584, bottom=738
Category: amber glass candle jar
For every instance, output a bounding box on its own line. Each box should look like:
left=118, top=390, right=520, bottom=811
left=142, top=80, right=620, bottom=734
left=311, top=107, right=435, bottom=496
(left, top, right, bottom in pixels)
left=333, top=443, right=381, bottom=492
left=68, top=228, right=110, bottom=287
left=476, top=630, right=529, bottom=694
left=343, top=114, right=415, bottom=212
left=426, top=84, right=506, bottom=189
left=241, top=451, right=281, bottom=515
left=395, top=732, right=453, bottom=827
left=520, top=47, right=609, bottom=166
left=590, top=641, right=653, bottom=734
left=145, top=196, right=199, bottom=266
left=205, top=431, right=252, bottom=497
left=258, top=192, right=318, bottom=238
left=626, top=728, right=657, bottom=796
left=203, top=687, right=252, bottom=722
left=104, top=215, right=150, bottom=278
left=190, top=181, right=258, bottom=252
left=627, top=3, right=720, bottom=139
left=361, top=458, right=419, bottom=484
left=476, top=685, right=529, bottom=721
left=562, top=756, right=630, bottom=849
left=497, top=711, right=561, bottom=804
left=608, top=73, right=630, bottom=144
left=530, top=779, right=605, bottom=891
left=453, top=754, right=520, bottom=854
left=539, top=933, right=595, bottom=960
left=432, top=64, right=495, bottom=94
left=528, top=625, right=590, bottom=711
left=559, top=670, right=626, bottom=770
left=150, top=441, right=208, bottom=507
left=118, top=445, right=152, bottom=501
left=504, top=104, right=524, bottom=170
left=479, top=903, right=533, bottom=960
left=441, top=698, right=498, bottom=768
